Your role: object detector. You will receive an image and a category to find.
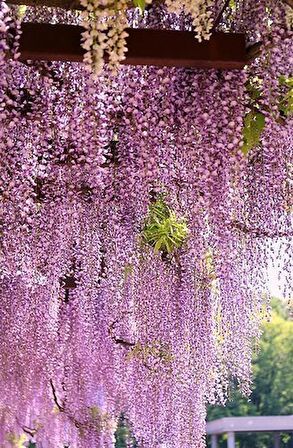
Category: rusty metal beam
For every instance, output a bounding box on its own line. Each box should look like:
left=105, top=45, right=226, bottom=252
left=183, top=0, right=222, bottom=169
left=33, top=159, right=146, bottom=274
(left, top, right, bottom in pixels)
left=18, top=23, right=247, bottom=69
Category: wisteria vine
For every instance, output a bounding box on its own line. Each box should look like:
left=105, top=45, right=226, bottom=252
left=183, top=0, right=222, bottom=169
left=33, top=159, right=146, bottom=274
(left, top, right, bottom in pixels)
left=0, top=0, right=292, bottom=447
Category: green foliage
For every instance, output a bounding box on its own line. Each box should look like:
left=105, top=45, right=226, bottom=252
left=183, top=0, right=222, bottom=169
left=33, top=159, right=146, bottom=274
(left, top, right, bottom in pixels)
left=252, top=313, right=293, bottom=416
left=241, top=75, right=293, bottom=156
left=133, top=0, right=146, bottom=13
left=5, top=433, right=28, bottom=447
left=229, top=0, right=236, bottom=9
left=241, top=78, right=265, bottom=156
left=279, top=76, right=293, bottom=118
left=123, top=263, right=134, bottom=281
left=115, top=414, right=137, bottom=448
left=279, top=75, right=293, bottom=88
left=207, top=299, right=293, bottom=448
left=126, top=341, right=173, bottom=365
left=241, top=110, right=265, bottom=156
left=17, top=5, right=27, bottom=18
left=142, top=198, right=188, bottom=255
left=245, top=78, right=262, bottom=101
left=269, top=296, right=290, bottom=319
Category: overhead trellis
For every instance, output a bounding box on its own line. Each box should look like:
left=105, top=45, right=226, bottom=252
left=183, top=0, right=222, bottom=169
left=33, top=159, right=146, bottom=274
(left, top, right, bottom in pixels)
left=17, top=24, right=248, bottom=68
left=0, top=1, right=292, bottom=448
left=5, top=0, right=261, bottom=69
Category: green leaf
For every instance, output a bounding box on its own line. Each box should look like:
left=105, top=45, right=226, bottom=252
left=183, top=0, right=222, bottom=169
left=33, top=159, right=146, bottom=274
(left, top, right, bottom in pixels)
left=246, top=80, right=262, bottom=101
left=279, top=75, right=293, bottom=88
left=165, top=239, right=172, bottom=254
left=241, top=111, right=265, bottom=156
left=142, top=197, right=188, bottom=255
left=133, top=0, right=146, bottom=13
left=123, top=263, right=133, bottom=281
left=229, top=0, right=236, bottom=10
left=278, top=76, right=293, bottom=118
left=279, top=96, right=293, bottom=118
left=154, top=238, right=163, bottom=253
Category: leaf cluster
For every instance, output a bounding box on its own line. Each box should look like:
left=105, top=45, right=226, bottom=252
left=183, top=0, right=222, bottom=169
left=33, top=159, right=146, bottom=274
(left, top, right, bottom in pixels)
left=279, top=75, right=293, bottom=118
left=241, top=75, right=292, bottom=156
left=142, top=198, right=188, bottom=255
left=241, top=110, right=265, bottom=156
left=241, top=78, right=265, bottom=156
left=207, top=299, right=293, bottom=447
left=126, top=341, right=173, bottom=365
left=132, top=0, right=145, bottom=13
left=5, top=433, right=28, bottom=448
left=115, top=414, right=137, bottom=448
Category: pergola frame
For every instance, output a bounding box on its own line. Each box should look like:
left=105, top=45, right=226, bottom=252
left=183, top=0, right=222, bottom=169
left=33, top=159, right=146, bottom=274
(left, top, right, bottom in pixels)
left=7, top=0, right=293, bottom=10
left=18, top=23, right=248, bottom=69
left=4, top=0, right=266, bottom=69
left=207, top=416, right=293, bottom=448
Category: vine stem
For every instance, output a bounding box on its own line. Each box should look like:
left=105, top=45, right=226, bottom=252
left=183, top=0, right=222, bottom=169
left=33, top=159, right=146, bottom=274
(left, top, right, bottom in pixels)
left=231, top=220, right=292, bottom=239
left=49, top=379, right=65, bottom=412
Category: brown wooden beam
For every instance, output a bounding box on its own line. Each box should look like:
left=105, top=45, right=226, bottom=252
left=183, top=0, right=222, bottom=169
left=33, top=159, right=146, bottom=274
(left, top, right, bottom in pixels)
left=4, top=0, right=149, bottom=9
left=246, top=41, right=262, bottom=61
left=7, top=0, right=132, bottom=9
left=7, top=0, right=293, bottom=11
left=8, top=0, right=82, bottom=9
left=18, top=23, right=247, bottom=69
left=283, top=0, right=293, bottom=7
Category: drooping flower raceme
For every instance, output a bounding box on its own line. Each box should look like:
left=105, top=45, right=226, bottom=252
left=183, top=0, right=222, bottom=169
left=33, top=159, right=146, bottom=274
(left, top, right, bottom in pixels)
left=80, top=0, right=214, bottom=74
left=80, top=0, right=131, bottom=76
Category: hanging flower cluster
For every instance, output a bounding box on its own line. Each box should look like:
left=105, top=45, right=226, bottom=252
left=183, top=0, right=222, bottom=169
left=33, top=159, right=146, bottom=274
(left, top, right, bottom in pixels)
left=80, top=0, right=132, bottom=75
left=0, top=0, right=292, bottom=447
left=80, top=0, right=214, bottom=75
left=165, top=0, right=213, bottom=40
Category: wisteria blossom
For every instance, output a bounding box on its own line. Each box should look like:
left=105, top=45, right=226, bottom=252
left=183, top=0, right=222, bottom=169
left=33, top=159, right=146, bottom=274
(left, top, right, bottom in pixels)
left=0, top=0, right=292, bottom=447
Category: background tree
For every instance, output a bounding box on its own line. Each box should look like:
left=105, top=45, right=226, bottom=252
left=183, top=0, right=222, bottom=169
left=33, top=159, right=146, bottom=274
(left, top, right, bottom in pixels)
left=207, top=298, right=293, bottom=448
left=115, top=414, right=137, bottom=448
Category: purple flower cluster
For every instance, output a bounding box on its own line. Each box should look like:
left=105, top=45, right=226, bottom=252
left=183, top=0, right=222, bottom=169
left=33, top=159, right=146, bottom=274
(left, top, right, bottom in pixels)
left=0, top=1, right=292, bottom=447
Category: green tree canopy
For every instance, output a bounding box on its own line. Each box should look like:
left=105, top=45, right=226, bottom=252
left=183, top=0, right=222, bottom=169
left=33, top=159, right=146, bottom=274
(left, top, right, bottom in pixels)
left=207, top=298, right=293, bottom=448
